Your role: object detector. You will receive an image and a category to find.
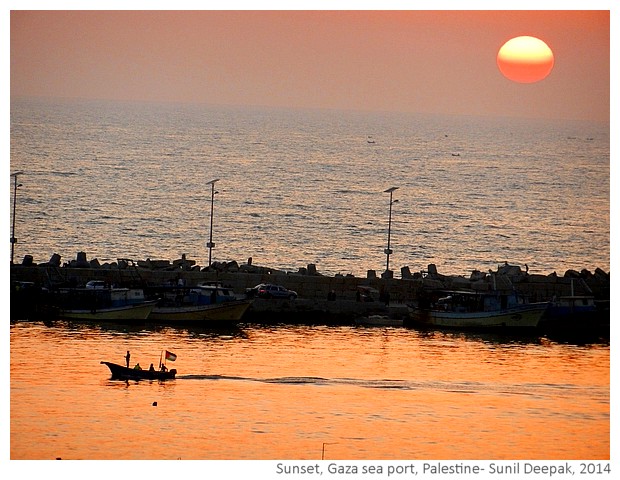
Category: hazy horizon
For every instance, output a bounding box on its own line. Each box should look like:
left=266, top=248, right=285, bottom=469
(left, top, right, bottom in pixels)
left=10, top=10, right=610, bottom=122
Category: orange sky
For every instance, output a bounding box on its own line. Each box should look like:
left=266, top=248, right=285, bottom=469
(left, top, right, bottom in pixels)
left=9, top=9, right=610, bottom=121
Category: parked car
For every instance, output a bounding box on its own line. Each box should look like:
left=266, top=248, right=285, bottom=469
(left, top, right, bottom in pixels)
left=246, top=283, right=298, bottom=300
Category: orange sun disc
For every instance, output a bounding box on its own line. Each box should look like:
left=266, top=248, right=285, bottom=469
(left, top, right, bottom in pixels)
left=497, top=36, right=554, bottom=83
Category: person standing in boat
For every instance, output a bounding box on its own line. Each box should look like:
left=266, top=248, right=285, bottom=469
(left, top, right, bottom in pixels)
left=125, top=351, right=130, bottom=368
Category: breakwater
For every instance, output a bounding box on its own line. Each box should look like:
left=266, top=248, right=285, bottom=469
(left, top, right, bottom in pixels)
left=10, top=252, right=610, bottom=326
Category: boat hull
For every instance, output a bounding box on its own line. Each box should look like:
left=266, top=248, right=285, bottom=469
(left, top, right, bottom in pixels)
left=100, top=361, right=176, bottom=380
left=148, top=299, right=252, bottom=325
left=410, top=303, right=548, bottom=329
left=60, top=300, right=158, bottom=321
left=541, top=296, right=606, bottom=334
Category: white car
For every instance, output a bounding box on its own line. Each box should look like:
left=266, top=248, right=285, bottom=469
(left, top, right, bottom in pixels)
left=246, top=283, right=298, bottom=300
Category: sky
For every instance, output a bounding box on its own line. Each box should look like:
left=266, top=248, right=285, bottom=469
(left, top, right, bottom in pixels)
left=8, top=4, right=612, bottom=122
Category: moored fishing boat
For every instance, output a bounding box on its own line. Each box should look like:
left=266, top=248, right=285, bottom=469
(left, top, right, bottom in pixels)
left=409, top=290, right=549, bottom=330
left=148, top=298, right=252, bottom=325
left=55, top=282, right=157, bottom=321
left=62, top=301, right=158, bottom=321
left=540, top=294, right=604, bottom=334
left=146, top=282, right=251, bottom=325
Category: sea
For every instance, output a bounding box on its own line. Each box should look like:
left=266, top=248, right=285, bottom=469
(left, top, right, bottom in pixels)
left=7, top=98, right=611, bottom=471
left=8, top=97, right=609, bottom=277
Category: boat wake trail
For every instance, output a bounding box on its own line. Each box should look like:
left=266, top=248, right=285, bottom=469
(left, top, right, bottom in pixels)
left=176, top=374, right=591, bottom=398
left=178, top=374, right=413, bottom=390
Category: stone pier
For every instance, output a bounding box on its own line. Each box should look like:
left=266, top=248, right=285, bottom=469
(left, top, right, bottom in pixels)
left=9, top=256, right=610, bottom=323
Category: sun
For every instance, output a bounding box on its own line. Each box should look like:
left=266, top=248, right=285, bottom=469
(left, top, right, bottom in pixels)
left=497, top=36, right=554, bottom=83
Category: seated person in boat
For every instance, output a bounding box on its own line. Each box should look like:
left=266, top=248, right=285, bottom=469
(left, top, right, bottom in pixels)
left=134, top=363, right=142, bottom=370
left=149, top=364, right=155, bottom=372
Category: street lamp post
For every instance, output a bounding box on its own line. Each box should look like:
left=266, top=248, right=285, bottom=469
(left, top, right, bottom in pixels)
left=383, top=186, right=399, bottom=277
left=10, top=171, right=24, bottom=265
left=206, top=178, right=220, bottom=267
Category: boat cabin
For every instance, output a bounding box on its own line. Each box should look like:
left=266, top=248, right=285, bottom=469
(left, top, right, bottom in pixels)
left=432, top=290, right=529, bottom=313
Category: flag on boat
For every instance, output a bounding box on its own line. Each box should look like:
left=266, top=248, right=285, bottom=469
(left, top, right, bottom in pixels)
left=165, top=350, right=177, bottom=362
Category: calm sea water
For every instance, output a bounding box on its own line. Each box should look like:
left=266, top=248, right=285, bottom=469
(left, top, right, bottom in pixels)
left=9, top=97, right=609, bottom=277
left=9, top=321, right=610, bottom=461
left=8, top=99, right=611, bottom=468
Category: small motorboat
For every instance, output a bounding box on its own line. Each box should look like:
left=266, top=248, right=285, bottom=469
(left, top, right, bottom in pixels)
left=100, top=361, right=176, bottom=380
left=355, top=315, right=404, bottom=327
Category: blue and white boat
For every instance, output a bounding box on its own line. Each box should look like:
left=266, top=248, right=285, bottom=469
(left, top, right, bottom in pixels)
left=410, top=290, right=549, bottom=330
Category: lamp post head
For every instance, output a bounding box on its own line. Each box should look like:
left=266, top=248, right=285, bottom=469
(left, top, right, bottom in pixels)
left=384, top=186, right=399, bottom=194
